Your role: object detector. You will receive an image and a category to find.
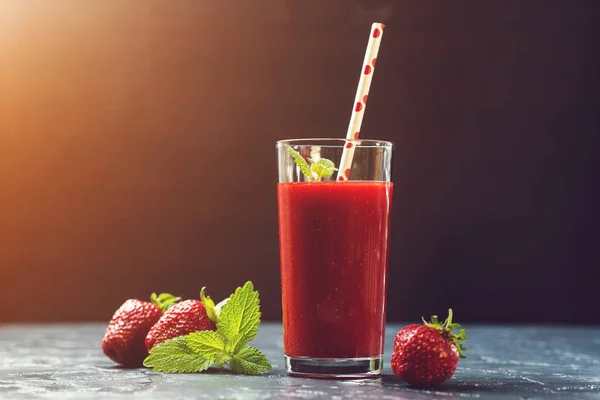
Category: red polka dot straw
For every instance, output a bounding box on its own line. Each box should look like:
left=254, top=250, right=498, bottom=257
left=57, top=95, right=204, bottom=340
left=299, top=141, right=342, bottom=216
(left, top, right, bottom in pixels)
left=336, top=22, right=385, bottom=182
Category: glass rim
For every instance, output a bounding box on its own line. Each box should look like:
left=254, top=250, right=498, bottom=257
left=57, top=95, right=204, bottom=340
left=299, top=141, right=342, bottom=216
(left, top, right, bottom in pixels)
left=276, top=138, right=394, bottom=149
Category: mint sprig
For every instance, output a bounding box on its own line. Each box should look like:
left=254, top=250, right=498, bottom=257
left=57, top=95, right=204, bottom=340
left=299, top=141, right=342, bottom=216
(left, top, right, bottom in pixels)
left=186, top=331, right=231, bottom=366
left=285, top=144, right=338, bottom=181
left=143, top=337, right=213, bottom=373
left=309, top=158, right=337, bottom=180
left=230, top=344, right=272, bottom=375
left=285, top=144, right=312, bottom=178
left=143, top=281, right=271, bottom=375
left=217, top=281, right=260, bottom=352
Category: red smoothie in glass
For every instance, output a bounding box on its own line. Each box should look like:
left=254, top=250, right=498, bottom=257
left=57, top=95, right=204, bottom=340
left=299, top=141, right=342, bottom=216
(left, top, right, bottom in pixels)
left=277, top=181, right=393, bottom=359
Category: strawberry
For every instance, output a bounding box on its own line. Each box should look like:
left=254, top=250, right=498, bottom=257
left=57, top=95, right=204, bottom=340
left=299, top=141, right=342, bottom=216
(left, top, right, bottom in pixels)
left=390, top=309, right=467, bottom=387
left=102, top=293, right=179, bottom=367
left=144, top=288, right=217, bottom=351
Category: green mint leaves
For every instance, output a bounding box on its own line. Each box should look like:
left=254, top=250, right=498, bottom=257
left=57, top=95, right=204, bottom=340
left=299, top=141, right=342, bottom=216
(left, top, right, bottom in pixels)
left=217, top=282, right=261, bottom=352
left=285, top=144, right=312, bottom=178
left=309, top=158, right=337, bottom=180
left=285, top=144, right=338, bottom=181
left=142, top=336, right=213, bottom=373
left=143, top=281, right=271, bottom=375
left=230, top=344, right=272, bottom=375
left=186, top=331, right=231, bottom=366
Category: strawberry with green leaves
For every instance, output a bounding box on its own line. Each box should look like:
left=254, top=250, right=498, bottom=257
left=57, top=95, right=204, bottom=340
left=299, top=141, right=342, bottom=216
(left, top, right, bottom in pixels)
left=390, top=309, right=467, bottom=387
left=102, top=293, right=179, bottom=367
left=144, top=288, right=217, bottom=351
left=144, top=281, right=271, bottom=375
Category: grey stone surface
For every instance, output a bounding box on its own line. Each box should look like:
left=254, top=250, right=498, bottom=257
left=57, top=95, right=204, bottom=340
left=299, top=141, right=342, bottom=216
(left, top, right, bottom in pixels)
left=0, top=323, right=599, bottom=399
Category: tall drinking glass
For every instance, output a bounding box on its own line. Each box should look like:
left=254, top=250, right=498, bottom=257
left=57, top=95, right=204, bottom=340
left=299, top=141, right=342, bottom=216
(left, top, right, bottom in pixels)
left=277, top=138, right=393, bottom=378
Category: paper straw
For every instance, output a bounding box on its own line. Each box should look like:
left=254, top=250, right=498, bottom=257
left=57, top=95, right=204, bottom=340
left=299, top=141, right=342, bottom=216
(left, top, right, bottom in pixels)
left=336, top=22, right=385, bottom=181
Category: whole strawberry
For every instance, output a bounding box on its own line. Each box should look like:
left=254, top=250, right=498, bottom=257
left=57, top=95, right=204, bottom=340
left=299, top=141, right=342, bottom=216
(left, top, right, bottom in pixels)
left=145, top=288, right=217, bottom=351
left=390, top=309, right=467, bottom=387
left=102, top=293, right=179, bottom=367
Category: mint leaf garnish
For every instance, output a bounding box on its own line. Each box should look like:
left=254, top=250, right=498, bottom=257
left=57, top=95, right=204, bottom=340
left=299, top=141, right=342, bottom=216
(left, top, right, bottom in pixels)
left=285, top=144, right=312, bottom=179
left=309, top=158, right=338, bottom=181
left=214, top=298, right=229, bottom=317
left=185, top=331, right=231, bottom=367
left=230, top=344, right=272, bottom=375
left=143, top=337, right=213, bottom=373
left=285, top=144, right=339, bottom=182
left=217, top=281, right=260, bottom=352
left=143, top=281, right=271, bottom=375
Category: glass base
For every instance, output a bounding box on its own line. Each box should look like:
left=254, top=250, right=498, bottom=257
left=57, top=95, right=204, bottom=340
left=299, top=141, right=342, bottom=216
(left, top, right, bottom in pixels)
left=284, top=355, right=383, bottom=378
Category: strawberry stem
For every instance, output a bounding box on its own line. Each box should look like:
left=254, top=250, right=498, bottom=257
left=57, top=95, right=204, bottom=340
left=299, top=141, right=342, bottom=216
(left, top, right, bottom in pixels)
left=422, top=308, right=468, bottom=358
left=200, top=287, right=218, bottom=323
left=151, top=293, right=180, bottom=312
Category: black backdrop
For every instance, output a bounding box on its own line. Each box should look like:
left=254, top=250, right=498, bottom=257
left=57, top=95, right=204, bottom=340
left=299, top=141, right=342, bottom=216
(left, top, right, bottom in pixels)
left=0, top=0, right=598, bottom=324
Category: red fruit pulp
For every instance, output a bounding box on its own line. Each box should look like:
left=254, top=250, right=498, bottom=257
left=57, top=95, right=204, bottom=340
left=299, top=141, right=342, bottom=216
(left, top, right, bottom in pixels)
left=277, top=181, right=393, bottom=358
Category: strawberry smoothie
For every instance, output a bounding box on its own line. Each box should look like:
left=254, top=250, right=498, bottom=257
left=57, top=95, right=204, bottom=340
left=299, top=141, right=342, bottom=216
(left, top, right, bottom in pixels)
left=278, top=181, right=393, bottom=359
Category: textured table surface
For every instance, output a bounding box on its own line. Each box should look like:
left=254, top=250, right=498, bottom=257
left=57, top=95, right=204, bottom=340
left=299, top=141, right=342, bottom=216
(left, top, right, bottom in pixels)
left=0, top=323, right=599, bottom=399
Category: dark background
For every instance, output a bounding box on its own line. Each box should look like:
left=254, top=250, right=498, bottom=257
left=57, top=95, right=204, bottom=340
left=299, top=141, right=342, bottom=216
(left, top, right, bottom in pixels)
left=0, top=1, right=597, bottom=324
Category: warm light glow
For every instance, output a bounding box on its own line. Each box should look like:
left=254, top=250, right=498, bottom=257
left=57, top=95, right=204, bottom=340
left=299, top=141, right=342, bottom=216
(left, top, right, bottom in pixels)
left=0, top=1, right=267, bottom=321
